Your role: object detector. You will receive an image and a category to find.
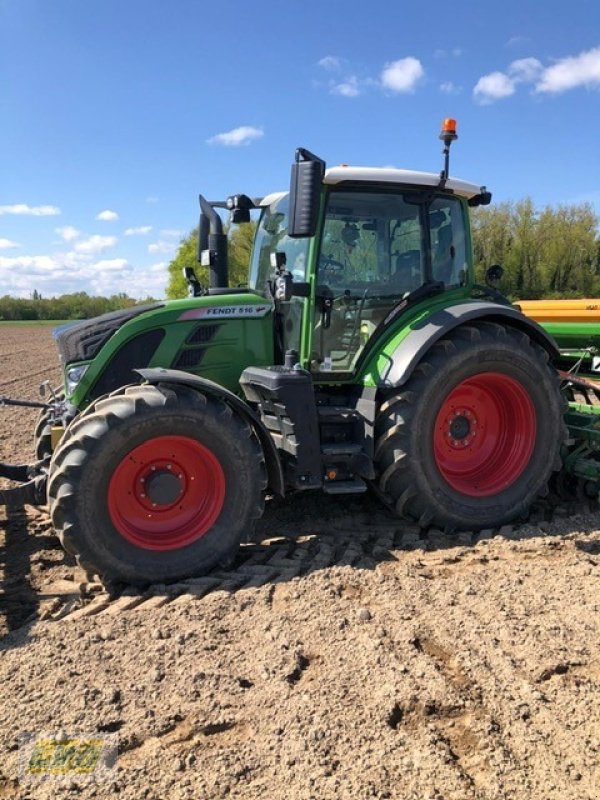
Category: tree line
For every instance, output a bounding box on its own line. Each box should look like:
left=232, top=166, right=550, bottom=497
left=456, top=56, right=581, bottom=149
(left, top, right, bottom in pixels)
left=472, top=199, right=600, bottom=298
left=0, top=292, right=150, bottom=321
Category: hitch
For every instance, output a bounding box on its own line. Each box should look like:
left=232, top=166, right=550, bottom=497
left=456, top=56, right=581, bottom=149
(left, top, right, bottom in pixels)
left=0, top=395, right=49, bottom=410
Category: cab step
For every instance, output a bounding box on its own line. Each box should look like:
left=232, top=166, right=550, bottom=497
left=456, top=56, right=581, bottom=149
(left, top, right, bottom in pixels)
left=323, top=478, right=368, bottom=495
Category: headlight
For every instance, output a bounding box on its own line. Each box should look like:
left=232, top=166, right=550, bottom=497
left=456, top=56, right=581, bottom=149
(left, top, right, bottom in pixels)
left=66, top=364, right=89, bottom=394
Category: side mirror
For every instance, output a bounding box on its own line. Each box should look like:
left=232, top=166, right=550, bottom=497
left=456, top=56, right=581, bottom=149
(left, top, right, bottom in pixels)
left=183, top=266, right=204, bottom=297
left=226, top=194, right=254, bottom=224
left=485, top=264, right=504, bottom=287
left=288, top=147, right=326, bottom=239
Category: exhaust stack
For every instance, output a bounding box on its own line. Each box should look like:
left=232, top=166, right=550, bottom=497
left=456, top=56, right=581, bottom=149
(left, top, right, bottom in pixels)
left=198, top=195, right=229, bottom=289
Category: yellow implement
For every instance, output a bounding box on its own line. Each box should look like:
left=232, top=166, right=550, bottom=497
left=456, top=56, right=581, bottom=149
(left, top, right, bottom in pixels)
left=519, top=299, right=600, bottom=323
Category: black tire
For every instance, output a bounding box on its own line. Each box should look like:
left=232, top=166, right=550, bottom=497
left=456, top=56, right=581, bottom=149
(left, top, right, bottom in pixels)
left=47, top=383, right=267, bottom=585
left=375, top=322, right=567, bottom=530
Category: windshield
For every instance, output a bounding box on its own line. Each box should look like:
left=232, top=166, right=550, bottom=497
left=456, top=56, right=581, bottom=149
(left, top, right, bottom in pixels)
left=312, top=188, right=468, bottom=373
left=249, top=195, right=310, bottom=292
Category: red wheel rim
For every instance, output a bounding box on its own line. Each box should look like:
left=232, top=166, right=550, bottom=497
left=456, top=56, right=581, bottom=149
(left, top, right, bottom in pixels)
left=107, top=436, right=225, bottom=551
left=433, top=372, right=536, bottom=497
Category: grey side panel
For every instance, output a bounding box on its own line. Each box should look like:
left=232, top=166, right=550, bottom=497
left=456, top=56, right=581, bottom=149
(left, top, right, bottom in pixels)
left=135, top=367, right=284, bottom=497
left=381, top=302, right=559, bottom=388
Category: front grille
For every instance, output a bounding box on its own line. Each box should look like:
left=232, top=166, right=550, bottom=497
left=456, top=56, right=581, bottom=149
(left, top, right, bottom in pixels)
left=54, top=303, right=163, bottom=365
left=89, top=329, right=165, bottom=398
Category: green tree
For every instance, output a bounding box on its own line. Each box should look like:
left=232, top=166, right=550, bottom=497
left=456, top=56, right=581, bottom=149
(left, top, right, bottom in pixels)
left=166, top=222, right=257, bottom=299
left=471, top=199, right=599, bottom=299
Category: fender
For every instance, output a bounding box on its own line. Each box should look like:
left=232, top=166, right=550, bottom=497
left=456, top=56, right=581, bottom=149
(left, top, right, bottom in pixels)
left=135, top=367, right=285, bottom=497
left=378, top=301, right=560, bottom=387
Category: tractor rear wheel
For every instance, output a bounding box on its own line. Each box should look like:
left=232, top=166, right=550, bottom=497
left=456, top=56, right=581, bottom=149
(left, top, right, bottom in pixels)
left=375, top=322, right=566, bottom=530
left=48, top=383, right=266, bottom=585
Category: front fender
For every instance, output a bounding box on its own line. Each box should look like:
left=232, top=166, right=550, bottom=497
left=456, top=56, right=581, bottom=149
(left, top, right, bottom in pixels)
left=373, top=302, right=560, bottom=388
left=135, top=367, right=284, bottom=497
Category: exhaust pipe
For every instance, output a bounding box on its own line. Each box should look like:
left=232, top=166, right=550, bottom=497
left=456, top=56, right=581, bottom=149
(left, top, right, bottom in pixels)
left=198, top=195, right=229, bottom=289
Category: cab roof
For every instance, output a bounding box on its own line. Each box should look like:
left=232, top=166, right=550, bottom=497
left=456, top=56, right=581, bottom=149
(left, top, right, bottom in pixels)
left=260, top=166, right=484, bottom=207
left=323, top=166, right=483, bottom=199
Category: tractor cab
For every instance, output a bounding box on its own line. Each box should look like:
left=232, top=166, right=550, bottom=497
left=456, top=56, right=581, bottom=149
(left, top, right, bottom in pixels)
left=246, top=141, right=490, bottom=379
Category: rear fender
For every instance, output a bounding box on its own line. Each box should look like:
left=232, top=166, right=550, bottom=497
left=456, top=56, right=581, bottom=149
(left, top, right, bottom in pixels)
left=376, top=302, right=560, bottom=388
left=135, top=368, right=284, bottom=497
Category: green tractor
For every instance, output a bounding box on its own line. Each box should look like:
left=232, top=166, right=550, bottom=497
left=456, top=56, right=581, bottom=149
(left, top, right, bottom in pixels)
left=0, top=120, right=591, bottom=585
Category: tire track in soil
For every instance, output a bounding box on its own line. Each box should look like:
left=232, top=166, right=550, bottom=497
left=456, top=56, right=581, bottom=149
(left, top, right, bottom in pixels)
left=402, top=628, right=521, bottom=796
left=41, top=494, right=595, bottom=626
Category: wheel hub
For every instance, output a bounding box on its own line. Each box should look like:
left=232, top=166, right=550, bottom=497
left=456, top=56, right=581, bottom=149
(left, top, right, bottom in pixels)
left=447, top=410, right=476, bottom=446
left=144, top=468, right=183, bottom=506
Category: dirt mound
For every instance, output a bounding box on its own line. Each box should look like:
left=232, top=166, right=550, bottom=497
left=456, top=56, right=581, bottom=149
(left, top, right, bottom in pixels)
left=1, top=325, right=600, bottom=799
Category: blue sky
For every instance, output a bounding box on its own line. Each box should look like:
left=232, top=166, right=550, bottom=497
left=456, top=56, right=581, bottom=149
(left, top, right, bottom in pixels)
left=1, top=0, right=600, bottom=298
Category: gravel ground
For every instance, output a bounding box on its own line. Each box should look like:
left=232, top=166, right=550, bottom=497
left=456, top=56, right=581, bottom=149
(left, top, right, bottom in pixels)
left=1, top=325, right=600, bottom=800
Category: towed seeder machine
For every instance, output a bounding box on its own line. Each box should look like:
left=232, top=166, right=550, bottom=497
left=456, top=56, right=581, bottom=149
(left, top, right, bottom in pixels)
left=3, top=120, right=600, bottom=586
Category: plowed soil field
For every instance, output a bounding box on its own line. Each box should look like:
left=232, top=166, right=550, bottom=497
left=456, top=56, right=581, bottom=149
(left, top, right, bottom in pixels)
left=1, top=324, right=600, bottom=800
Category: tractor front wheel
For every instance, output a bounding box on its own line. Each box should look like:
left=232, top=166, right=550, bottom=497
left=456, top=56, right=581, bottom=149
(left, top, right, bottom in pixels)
left=48, top=383, right=266, bottom=585
left=375, top=322, right=566, bottom=530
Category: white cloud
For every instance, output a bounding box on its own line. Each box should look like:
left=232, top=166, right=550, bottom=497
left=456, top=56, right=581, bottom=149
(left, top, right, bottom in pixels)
left=207, top=126, right=264, bottom=147
left=0, top=246, right=169, bottom=299
left=92, top=258, right=130, bottom=272
left=331, top=76, right=361, bottom=97
left=0, top=238, right=19, bottom=249
left=96, top=209, right=119, bottom=222
left=160, top=228, right=184, bottom=238
left=148, top=240, right=178, bottom=255
left=474, top=58, right=542, bottom=103
left=380, top=57, right=424, bottom=93
left=0, top=204, right=60, bottom=216
left=146, top=196, right=159, bottom=204
left=318, top=55, right=342, bottom=71
left=474, top=49, right=600, bottom=103
left=536, top=45, right=600, bottom=94
left=124, top=225, right=152, bottom=236
left=55, top=225, right=80, bottom=242
left=73, top=235, right=117, bottom=255
left=509, top=57, right=542, bottom=82
left=0, top=254, right=60, bottom=272
left=473, top=70, right=516, bottom=103
left=440, top=81, right=462, bottom=95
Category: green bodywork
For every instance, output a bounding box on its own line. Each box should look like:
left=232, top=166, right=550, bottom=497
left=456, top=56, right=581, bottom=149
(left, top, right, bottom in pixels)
left=67, top=293, right=274, bottom=407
